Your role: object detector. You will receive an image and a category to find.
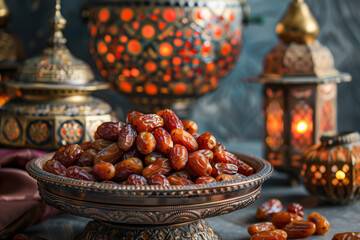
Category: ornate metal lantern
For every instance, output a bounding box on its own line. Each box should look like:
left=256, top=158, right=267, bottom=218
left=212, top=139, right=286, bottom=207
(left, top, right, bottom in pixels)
left=248, top=0, right=351, bottom=178
left=302, top=132, right=360, bottom=205
left=86, top=0, right=249, bottom=115
left=0, top=0, right=112, bottom=150
left=0, top=0, right=25, bottom=106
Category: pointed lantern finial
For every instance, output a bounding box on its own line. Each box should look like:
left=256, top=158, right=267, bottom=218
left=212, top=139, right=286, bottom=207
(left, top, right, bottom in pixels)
left=48, top=0, right=67, bottom=46
left=276, top=0, right=319, bottom=44
left=0, top=0, right=9, bottom=27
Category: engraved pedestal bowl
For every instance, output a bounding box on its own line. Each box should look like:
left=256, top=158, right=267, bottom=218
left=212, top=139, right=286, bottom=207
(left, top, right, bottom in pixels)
left=27, top=153, right=272, bottom=239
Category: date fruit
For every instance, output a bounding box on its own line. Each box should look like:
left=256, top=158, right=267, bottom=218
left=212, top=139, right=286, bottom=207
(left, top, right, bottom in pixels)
left=214, top=163, right=238, bottom=176
left=118, top=124, right=137, bottom=151
left=256, top=199, right=283, bottom=221
left=91, top=139, right=112, bottom=152
left=171, top=129, right=198, bottom=152
left=163, top=109, right=184, bottom=132
left=195, top=176, right=216, bottom=184
left=43, top=159, right=66, bottom=176
left=182, top=120, right=198, bottom=134
left=167, top=176, right=194, bottom=185
left=133, top=114, right=164, bottom=132
left=272, top=211, right=302, bottom=229
left=283, top=220, right=316, bottom=239
left=250, top=230, right=287, bottom=240
left=153, top=127, right=173, bottom=155
left=115, top=157, right=143, bottom=181
left=287, top=202, right=304, bottom=218
left=149, top=174, right=170, bottom=186
left=126, top=111, right=144, bottom=125
left=195, top=149, right=214, bottom=162
left=197, top=132, right=217, bottom=150
left=96, top=122, right=123, bottom=141
left=94, top=143, right=122, bottom=165
left=308, top=212, right=330, bottom=235
left=332, top=232, right=360, bottom=240
left=142, top=158, right=171, bottom=179
left=127, top=174, right=148, bottom=185
left=213, top=151, right=238, bottom=165
left=170, top=144, right=188, bottom=171
left=237, top=160, right=255, bottom=176
left=66, top=166, right=94, bottom=181
left=93, top=162, right=115, bottom=180
left=136, top=132, right=156, bottom=155
left=248, top=222, right=276, bottom=235
left=188, top=152, right=212, bottom=176
left=77, top=149, right=96, bottom=167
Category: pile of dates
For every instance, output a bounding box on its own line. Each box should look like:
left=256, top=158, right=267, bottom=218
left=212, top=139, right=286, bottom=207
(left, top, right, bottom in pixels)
left=43, top=109, right=255, bottom=186
left=248, top=199, right=330, bottom=239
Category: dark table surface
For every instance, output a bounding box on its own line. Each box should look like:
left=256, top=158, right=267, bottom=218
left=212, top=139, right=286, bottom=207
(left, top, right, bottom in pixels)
left=24, top=141, right=360, bottom=239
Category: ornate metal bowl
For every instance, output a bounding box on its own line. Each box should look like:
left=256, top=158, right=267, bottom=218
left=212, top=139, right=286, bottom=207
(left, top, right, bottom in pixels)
left=27, top=152, right=272, bottom=239
left=86, top=0, right=247, bottom=114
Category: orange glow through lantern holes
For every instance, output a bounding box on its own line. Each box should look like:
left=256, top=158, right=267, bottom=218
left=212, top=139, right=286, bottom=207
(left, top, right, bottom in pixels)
left=127, top=40, right=142, bottom=55
left=174, top=39, right=183, bottom=47
left=172, top=57, right=182, bottom=65
left=145, top=83, right=158, bottom=95
left=99, top=8, right=110, bottom=22
left=163, top=9, right=176, bottom=22
left=213, top=25, right=223, bottom=39
left=221, top=42, right=232, bottom=56
left=142, top=25, right=155, bottom=39
left=174, top=83, right=186, bottom=95
left=296, top=121, right=308, bottom=133
left=104, top=35, right=112, bottom=43
left=121, top=8, right=133, bottom=22
left=145, top=62, right=157, bottom=72
left=97, top=42, right=108, bottom=54
left=131, top=68, right=140, bottom=77
left=159, top=42, right=173, bottom=57
left=163, top=75, right=171, bottom=82
left=106, top=53, right=115, bottom=63
left=119, top=81, right=132, bottom=93
left=120, top=36, right=128, bottom=43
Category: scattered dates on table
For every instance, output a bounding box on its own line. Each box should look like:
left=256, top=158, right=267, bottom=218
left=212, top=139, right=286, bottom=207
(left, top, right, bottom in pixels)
left=43, top=109, right=255, bottom=186
left=249, top=199, right=331, bottom=239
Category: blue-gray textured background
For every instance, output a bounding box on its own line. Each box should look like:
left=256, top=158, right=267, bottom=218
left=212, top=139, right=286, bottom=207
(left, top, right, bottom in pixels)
left=6, top=0, right=360, bottom=142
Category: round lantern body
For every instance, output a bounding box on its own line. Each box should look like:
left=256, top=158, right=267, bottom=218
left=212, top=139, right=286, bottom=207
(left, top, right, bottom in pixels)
left=302, top=132, right=360, bottom=205
left=87, top=0, right=245, bottom=114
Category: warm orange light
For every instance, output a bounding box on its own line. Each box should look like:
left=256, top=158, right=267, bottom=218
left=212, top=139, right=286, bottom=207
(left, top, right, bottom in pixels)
left=119, top=81, right=132, bottom=93
left=336, top=170, right=346, bottom=180
left=145, top=62, right=157, bottom=72
left=106, top=53, right=115, bottom=63
left=127, top=40, right=142, bottom=55
left=99, top=8, right=110, bottom=22
left=163, top=9, right=176, bottom=22
left=296, top=121, right=308, bottom=133
left=174, top=83, right=186, bottom=95
left=221, top=42, right=232, bottom=56
left=97, top=42, right=108, bottom=54
left=142, top=25, right=155, bottom=39
left=145, top=83, right=158, bottom=95
left=159, top=42, right=173, bottom=57
left=121, top=8, right=133, bottom=22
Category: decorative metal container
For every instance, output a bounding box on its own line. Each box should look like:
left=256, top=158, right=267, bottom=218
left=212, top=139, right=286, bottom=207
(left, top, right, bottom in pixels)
left=86, top=0, right=248, bottom=114
left=27, top=152, right=272, bottom=239
left=248, top=0, right=351, bottom=179
left=0, top=0, right=112, bottom=150
left=302, top=132, right=360, bottom=205
left=0, top=0, right=25, bottom=107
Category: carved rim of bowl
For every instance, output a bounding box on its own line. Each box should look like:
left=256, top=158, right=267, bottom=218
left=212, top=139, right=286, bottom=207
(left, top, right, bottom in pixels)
left=26, top=152, right=272, bottom=197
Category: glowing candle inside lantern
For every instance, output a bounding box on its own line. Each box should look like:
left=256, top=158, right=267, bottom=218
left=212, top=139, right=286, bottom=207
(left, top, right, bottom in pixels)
left=336, top=170, right=346, bottom=180
left=296, top=121, right=308, bottom=133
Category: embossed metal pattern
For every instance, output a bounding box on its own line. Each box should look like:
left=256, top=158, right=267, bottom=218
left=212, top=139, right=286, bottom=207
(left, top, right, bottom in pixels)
left=76, top=220, right=221, bottom=240
left=27, top=153, right=272, bottom=204
left=38, top=183, right=261, bottom=225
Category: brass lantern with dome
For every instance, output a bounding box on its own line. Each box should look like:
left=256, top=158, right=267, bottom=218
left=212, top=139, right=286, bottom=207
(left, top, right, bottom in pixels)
left=248, top=0, right=351, bottom=178
left=0, top=0, right=113, bottom=150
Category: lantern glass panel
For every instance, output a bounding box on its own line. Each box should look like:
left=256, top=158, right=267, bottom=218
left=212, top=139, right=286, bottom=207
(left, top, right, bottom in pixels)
left=265, top=87, right=284, bottom=166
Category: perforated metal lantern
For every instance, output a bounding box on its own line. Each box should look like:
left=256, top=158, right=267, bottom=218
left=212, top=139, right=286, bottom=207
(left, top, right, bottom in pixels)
left=302, top=132, right=360, bottom=205
left=248, top=0, right=351, bottom=178
left=0, top=0, right=113, bottom=150
left=86, top=0, right=248, bottom=114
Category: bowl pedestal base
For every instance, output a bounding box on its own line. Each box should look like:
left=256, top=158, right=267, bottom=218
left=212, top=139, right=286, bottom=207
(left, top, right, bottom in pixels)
left=76, top=219, right=221, bottom=240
